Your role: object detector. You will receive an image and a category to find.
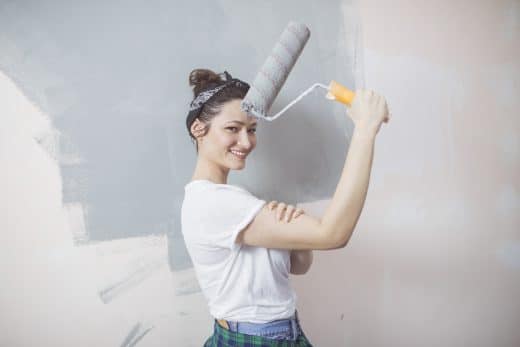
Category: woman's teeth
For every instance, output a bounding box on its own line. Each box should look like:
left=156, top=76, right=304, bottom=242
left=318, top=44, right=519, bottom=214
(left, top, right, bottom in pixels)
left=230, top=150, right=247, bottom=159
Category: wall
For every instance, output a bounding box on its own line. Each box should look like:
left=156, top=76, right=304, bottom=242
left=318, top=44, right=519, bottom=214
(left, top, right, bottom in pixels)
left=293, top=1, right=520, bottom=346
left=2, top=0, right=519, bottom=346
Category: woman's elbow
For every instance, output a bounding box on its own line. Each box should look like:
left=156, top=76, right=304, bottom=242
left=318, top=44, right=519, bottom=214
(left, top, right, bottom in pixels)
left=290, top=264, right=311, bottom=275
left=290, top=250, right=313, bottom=275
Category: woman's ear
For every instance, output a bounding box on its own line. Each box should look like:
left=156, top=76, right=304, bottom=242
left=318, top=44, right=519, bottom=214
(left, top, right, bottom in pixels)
left=190, top=119, right=206, bottom=140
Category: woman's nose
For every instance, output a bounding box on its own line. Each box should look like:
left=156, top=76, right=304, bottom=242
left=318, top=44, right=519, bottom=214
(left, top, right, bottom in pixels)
left=237, top=130, right=253, bottom=149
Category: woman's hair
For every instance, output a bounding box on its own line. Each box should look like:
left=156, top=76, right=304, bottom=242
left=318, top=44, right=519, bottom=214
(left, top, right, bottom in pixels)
left=186, top=69, right=250, bottom=151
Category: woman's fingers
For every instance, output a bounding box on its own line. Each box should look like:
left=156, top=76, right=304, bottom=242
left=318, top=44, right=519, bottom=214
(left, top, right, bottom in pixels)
left=269, top=201, right=306, bottom=222
left=284, top=205, right=297, bottom=222
left=276, top=202, right=287, bottom=221
left=383, top=102, right=391, bottom=123
left=284, top=206, right=307, bottom=222
left=294, top=208, right=305, bottom=219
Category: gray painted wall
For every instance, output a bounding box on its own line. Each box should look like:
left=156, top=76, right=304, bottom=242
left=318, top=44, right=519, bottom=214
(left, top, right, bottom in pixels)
left=1, top=0, right=358, bottom=270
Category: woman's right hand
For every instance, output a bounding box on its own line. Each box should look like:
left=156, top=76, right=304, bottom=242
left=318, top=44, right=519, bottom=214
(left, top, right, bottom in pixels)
left=346, top=89, right=390, bottom=135
left=267, top=201, right=305, bottom=223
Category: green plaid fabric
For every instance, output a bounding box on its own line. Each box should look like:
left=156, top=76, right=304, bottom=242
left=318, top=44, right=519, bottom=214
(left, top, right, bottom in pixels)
left=203, top=320, right=314, bottom=347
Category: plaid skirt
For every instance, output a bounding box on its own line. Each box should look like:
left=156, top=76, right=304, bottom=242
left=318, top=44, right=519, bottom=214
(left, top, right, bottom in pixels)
left=203, top=319, right=314, bottom=347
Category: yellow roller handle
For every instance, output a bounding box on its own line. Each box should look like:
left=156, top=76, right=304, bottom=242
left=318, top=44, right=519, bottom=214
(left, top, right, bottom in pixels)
left=325, top=80, right=355, bottom=107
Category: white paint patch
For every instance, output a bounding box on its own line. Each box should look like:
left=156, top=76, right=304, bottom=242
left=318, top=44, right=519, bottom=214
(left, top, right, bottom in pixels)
left=502, top=0, right=520, bottom=42
left=496, top=242, right=520, bottom=269
left=64, top=202, right=88, bottom=243
left=426, top=191, right=471, bottom=229
left=1, top=69, right=210, bottom=345
left=495, top=184, right=520, bottom=219
left=486, top=65, right=519, bottom=109
left=340, top=0, right=365, bottom=89
left=382, top=192, right=427, bottom=228
left=362, top=51, right=461, bottom=186
left=497, top=128, right=520, bottom=163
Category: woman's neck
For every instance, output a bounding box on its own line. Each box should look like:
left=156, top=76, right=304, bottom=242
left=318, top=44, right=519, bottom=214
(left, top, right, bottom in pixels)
left=191, top=158, right=229, bottom=184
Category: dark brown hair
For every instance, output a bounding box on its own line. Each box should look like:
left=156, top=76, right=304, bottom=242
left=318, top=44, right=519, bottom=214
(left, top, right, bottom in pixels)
left=186, top=69, right=250, bottom=152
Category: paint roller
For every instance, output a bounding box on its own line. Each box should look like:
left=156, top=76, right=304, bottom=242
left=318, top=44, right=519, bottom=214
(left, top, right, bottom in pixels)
left=241, top=21, right=356, bottom=121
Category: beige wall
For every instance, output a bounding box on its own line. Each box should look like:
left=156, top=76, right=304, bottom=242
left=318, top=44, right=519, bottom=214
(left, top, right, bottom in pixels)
left=293, top=0, right=520, bottom=346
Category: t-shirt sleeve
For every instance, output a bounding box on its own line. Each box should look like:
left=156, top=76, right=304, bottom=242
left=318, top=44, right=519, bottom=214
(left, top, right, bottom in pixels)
left=199, top=185, right=266, bottom=251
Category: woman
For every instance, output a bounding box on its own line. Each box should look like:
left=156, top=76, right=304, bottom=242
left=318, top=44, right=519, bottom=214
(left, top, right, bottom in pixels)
left=181, top=69, right=390, bottom=346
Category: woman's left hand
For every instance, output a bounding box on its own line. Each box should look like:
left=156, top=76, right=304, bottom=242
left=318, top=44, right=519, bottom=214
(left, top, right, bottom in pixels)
left=267, top=200, right=305, bottom=223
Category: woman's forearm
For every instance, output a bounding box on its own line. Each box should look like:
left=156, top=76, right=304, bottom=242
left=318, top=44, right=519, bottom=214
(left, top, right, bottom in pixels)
left=320, top=127, right=376, bottom=248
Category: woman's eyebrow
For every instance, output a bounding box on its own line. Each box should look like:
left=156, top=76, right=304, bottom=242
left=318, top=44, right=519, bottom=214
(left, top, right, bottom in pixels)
left=226, top=120, right=257, bottom=126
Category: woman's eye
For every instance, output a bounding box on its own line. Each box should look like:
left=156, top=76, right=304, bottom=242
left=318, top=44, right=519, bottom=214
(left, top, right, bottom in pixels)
left=226, top=127, right=256, bottom=133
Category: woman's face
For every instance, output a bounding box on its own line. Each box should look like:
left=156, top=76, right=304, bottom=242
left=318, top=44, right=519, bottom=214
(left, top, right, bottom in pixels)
left=197, top=99, right=258, bottom=170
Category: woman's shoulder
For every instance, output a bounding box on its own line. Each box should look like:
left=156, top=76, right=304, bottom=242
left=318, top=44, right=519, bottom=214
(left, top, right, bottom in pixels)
left=184, top=179, right=251, bottom=195
left=183, top=180, right=264, bottom=213
left=181, top=179, right=266, bottom=230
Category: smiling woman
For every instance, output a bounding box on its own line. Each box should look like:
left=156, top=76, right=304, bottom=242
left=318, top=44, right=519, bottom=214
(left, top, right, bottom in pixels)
left=181, top=68, right=315, bottom=345
left=180, top=68, right=390, bottom=345
left=181, top=65, right=390, bottom=346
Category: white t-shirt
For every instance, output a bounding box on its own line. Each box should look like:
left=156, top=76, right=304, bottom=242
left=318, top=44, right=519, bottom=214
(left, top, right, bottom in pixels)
left=181, top=179, right=297, bottom=323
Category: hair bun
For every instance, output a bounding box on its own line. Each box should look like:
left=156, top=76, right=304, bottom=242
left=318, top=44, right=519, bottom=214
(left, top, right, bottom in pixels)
left=189, top=69, right=224, bottom=96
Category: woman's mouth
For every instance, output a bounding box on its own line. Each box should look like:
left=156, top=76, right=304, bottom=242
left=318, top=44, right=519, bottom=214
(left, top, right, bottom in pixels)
left=229, top=150, right=247, bottom=159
